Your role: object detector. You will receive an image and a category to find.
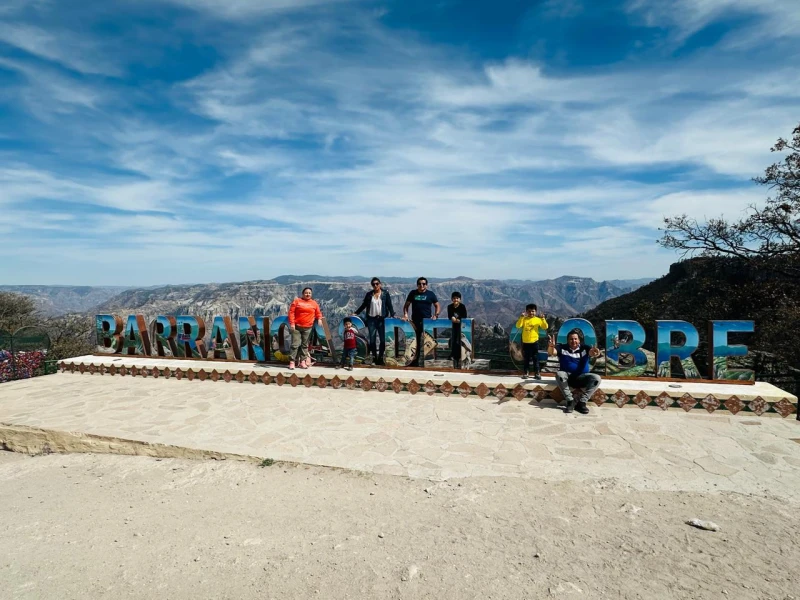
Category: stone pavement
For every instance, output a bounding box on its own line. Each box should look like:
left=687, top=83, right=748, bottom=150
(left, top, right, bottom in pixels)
left=1, top=373, right=800, bottom=500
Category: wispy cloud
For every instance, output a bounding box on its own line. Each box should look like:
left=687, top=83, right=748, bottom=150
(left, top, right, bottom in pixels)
left=157, top=0, right=362, bottom=20
left=0, top=23, right=121, bottom=75
left=626, top=0, right=800, bottom=47
left=0, top=0, right=797, bottom=285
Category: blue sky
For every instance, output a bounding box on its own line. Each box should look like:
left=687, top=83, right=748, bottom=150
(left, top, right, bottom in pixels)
left=0, top=0, right=798, bottom=286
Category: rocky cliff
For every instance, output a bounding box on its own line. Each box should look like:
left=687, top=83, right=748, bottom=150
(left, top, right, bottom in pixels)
left=96, top=276, right=627, bottom=328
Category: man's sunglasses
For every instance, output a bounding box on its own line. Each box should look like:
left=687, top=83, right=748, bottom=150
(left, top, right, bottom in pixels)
left=371, top=282, right=381, bottom=286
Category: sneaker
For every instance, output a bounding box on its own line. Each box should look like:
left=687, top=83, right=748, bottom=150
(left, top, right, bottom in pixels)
left=522, top=373, right=529, bottom=379
left=298, top=359, right=309, bottom=369
left=335, top=364, right=342, bottom=370
left=576, top=402, right=590, bottom=415
left=288, top=361, right=295, bottom=370
left=533, top=373, right=541, bottom=380
left=345, top=365, right=353, bottom=371
left=564, top=401, right=574, bottom=414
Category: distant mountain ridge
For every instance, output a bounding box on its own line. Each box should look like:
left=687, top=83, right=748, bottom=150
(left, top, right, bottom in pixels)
left=0, top=285, right=129, bottom=317
left=95, top=275, right=631, bottom=328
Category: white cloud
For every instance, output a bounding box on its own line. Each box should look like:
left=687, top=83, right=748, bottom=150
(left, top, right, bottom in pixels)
left=0, top=23, right=120, bottom=76
left=626, top=0, right=800, bottom=47
left=0, top=57, right=105, bottom=116
left=157, top=0, right=360, bottom=20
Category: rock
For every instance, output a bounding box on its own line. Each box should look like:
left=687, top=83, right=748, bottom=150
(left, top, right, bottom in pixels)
left=549, top=582, right=583, bottom=595
left=619, top=503, right=643, bottom=516
left=378, top=533, right=385, bottom=538
left=401, top=565, right=419, bottom=582
left=687, top=519, right=720, bottom=532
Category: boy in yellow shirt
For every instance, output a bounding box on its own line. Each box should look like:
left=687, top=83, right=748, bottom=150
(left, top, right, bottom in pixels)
left=516, top=304, right=548, bottom=379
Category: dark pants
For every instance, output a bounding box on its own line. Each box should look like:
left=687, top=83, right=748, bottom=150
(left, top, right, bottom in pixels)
left=411, top=318, right=425, bottom=366
left=366, top=315, right=386, bottom=359
left=555, top=371, right=602, bottom=405
left=522, top=341, right=540, bottom=375
left=340, top=348, right=356, bottom=367
left=451, top=322, right=462, bottom=368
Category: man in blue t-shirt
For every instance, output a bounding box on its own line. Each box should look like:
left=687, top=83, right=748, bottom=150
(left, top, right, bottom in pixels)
left=547, top=330, right=602, bottom=414
left=402, top=276, right=440, bottom=367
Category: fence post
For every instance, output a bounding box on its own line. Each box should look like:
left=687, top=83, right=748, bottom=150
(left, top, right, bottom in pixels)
left=9, top=334, right=16, bottom=382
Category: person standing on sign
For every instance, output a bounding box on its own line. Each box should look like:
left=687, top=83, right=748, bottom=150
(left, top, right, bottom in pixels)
left=288, top=287, right=323, bottom=370
left=516, top=303, right=548, bottom=379
left=447, top=292, right=467, bottom=369
left=354, top=277, right=396, bottom=365
left=547, top=330, right=601, bottom=414
left=402, top=277, right=440, bottom=367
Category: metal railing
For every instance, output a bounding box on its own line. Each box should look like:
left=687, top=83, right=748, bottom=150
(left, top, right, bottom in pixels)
left=0, top=326, right=53, bottom=383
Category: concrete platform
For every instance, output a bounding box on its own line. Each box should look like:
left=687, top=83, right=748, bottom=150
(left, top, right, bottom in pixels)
left=58, top=355, right=797, bottom=417
left=1, top=372, right=800, bottom=499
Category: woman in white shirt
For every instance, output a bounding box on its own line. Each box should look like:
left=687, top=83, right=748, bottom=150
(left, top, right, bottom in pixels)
left=354, top=277, right=396, bottom=365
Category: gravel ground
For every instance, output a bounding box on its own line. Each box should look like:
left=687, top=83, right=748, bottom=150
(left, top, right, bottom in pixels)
left=1, top=451, right=798, bottom=600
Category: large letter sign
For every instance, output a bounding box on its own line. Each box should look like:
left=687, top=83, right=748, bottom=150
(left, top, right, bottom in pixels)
left=383, top=318, right=418, bottom=367
left=96, top=314, right=124, bottom=354
left=556, top=318, right=597, bottom=347
left=95, top=312, right=756, bottom=383
left=708, top=320, right=755, bottom=381
left=656, top=320, right=700, bottom=378
left=605, top=320, right=648, bottom=377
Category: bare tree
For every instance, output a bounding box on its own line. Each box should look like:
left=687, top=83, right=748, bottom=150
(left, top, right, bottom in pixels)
left=0, top=292, right=38, bottom=332
left=660, top=123, right=800, bottom=277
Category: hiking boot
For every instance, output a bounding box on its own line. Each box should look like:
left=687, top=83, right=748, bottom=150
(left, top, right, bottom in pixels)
left=576, top=402, right=590, bottom=415
left=564, top=401, right=574, bottom=414
left=288, top=360, right=295, bottom=370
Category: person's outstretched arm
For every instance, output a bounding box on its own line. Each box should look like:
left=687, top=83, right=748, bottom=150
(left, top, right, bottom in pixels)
left=354, top=292, right=369, bottom=316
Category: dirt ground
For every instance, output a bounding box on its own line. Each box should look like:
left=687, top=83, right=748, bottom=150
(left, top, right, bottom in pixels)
left=0, top=451, right=798, bottom=600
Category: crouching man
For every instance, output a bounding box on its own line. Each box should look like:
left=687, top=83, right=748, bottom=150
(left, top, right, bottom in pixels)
left=547, top=330, right=601, bottom=414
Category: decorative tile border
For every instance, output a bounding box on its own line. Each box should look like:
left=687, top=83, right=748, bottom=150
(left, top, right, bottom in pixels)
left=58, top=360, right=798, bottom=418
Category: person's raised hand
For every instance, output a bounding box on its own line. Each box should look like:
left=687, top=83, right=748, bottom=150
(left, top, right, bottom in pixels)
left=589, top=345, right=601, bottom=358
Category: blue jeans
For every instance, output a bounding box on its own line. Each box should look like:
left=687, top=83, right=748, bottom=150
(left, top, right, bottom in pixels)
left=366, top=316, right=386, bottom=358
left=340, top=348, right=356, bottom=367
